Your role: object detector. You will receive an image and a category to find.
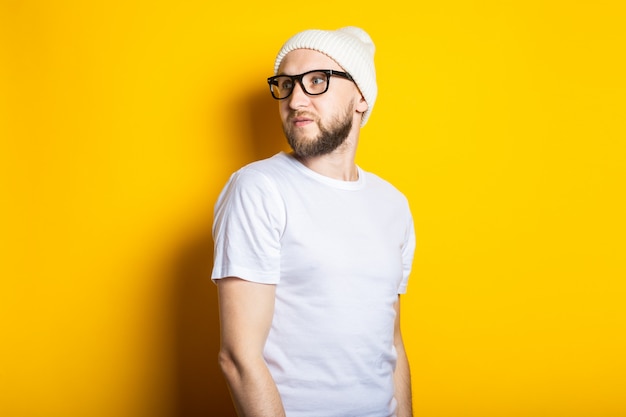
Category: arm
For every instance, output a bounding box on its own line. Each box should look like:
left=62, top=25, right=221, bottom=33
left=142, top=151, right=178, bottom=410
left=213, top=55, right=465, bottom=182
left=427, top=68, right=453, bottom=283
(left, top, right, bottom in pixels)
left=217, top=277, right=286, bottom=417
left=393, top=295, right=413, bottom=417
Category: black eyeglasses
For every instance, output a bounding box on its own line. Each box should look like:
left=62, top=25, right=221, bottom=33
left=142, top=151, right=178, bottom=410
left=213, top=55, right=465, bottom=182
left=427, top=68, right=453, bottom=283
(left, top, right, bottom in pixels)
left=267, top=69, right=354, bottom=100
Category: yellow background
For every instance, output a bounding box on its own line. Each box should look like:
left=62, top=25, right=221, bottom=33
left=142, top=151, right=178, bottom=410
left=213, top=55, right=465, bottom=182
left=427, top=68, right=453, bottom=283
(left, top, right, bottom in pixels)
left=1, top=1, right=625, bottom=416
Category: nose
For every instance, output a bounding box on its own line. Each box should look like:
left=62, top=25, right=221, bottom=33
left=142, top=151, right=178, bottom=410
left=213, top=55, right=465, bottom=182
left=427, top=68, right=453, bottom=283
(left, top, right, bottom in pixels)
left=286, top=80, right=310, bottom=109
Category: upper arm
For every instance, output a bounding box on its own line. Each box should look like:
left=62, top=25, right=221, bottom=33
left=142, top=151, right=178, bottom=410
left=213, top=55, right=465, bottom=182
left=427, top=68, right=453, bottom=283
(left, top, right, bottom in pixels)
left=217, top=277, right=277, bottom=360
left=393, top=295, right=413, bottom=416
left=394, top=295, right=404, bottom=347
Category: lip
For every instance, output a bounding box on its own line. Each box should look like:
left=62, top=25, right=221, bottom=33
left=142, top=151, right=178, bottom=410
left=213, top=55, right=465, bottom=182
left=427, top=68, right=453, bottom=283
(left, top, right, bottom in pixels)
left=291, top=116, right=314, bottom=127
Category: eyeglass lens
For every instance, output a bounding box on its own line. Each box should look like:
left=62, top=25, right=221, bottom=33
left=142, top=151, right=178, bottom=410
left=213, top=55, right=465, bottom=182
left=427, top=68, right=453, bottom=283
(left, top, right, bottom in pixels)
left=270, top=71, right=330, bottom=99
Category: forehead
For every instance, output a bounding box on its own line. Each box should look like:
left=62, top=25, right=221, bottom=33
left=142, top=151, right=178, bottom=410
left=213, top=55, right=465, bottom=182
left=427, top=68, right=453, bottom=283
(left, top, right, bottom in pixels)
left=278, top=49, right=343, bottom=75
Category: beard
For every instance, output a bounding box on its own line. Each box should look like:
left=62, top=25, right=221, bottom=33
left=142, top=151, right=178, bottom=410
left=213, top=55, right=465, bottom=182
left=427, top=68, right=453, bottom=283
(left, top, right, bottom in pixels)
left=283, top=103, right=354, bottom=158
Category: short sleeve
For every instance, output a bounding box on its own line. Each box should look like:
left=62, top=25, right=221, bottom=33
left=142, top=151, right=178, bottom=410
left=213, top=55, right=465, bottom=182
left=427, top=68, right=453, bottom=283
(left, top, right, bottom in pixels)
left=211, top=167, right=286, bottom=284
left=398, top=203, right=416, bottom=294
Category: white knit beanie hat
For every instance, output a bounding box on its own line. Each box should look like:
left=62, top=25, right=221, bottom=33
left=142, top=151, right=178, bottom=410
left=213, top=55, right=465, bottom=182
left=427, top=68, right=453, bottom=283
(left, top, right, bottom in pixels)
left=274, top=26, right=377, bottom=126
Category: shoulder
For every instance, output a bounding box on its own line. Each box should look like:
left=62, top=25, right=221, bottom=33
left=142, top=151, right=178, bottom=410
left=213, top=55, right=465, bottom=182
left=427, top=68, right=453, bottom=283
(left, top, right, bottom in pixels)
left=240, top=152, right=294, bottom=176
left=214, top=153, right=301, bottom=219
left=228, top=152, right=295, bottom=187
left=213, top=155, right=288, bottom=230
left=363, top=170, right=410, bottom=206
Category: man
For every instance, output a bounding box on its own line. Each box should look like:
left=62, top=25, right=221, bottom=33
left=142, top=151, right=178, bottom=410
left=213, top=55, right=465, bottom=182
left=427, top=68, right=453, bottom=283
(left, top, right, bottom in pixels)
left=212, top=26, right=416, bottom=417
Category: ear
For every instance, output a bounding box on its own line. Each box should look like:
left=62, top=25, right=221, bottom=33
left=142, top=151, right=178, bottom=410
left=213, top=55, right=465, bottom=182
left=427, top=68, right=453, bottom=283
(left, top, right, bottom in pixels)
left=355, top=94, right=368, bottom=114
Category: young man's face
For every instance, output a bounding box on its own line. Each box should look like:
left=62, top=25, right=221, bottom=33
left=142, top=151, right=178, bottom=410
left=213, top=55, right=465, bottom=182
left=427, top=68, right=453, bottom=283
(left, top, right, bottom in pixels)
left=276, top=49, right=367, bottom=157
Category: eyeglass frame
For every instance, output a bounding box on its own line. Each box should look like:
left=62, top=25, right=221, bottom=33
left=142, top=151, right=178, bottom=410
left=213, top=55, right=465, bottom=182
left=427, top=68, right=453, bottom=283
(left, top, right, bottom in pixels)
left=267, top=69, right=354, bottom=100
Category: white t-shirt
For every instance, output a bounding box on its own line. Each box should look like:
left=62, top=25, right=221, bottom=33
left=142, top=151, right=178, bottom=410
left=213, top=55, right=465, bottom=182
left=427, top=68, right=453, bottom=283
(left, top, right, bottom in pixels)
left=212, top=152, right=416, bottom=417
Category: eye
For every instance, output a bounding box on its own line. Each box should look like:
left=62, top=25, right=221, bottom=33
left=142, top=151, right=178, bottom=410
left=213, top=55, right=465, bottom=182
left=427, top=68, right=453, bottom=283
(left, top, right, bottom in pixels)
left=278, top=77, right=293, bottom=91
left=311, top=75, right=327, bottom=85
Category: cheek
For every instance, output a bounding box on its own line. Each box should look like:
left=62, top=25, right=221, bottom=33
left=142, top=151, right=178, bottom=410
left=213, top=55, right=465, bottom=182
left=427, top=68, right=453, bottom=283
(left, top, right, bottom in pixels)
left=278, top=102, right=290, bottom=120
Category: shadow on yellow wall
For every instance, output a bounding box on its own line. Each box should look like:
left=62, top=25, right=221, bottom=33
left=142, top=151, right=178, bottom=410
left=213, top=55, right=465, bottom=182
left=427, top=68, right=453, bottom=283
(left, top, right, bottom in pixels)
left=169, top=228, right=234, bottom=416
left=167, top=88, right=284, bottom=416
